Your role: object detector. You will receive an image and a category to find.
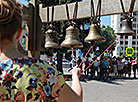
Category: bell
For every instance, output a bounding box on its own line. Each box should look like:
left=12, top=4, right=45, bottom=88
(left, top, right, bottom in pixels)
left=44, top=28, right=60, bottom=48
left=61, top=25, right=83, bottom=48
left=117, top=19, right=135, bottom=36
left=85, top=24, right=105, bottom=42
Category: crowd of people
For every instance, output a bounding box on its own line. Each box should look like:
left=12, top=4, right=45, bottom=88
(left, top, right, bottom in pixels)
left=47, top=55, right=138, bottom=80
left=82, top=56, right=138, bottom=80
left=0, top=0, right=82, bottom=101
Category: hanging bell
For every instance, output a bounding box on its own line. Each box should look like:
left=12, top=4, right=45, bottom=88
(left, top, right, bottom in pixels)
left=117, top=19, right=135, bottom=36
left=44, top=28, right=60, bottom=48
left=61, top=25, right=83, bottom=48
left=85, top=24, right=105, bottom=42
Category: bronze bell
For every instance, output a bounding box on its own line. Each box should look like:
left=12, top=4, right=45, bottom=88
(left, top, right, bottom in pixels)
left=45, top=28, right=60, bottom=48
left=117, top=19, right=135, bottom=36
left=85, top=24, right=105, bottom=42
left=61, top=25, right=83, bottom=48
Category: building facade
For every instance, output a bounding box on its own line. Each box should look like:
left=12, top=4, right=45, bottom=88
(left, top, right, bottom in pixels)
left=111, top=12, right=138, bottom=57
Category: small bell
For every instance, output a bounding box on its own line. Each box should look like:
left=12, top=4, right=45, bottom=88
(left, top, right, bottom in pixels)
left=61, top=25, right=83, bottom=48
left=85, top=24, right=105, bottom=42
left=44, top=28, right=60, bottom=48
left=117, top=19, right=135, bottom=36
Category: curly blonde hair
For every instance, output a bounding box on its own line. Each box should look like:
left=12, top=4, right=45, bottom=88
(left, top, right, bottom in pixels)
left=0, top=0, right=22, bottom=41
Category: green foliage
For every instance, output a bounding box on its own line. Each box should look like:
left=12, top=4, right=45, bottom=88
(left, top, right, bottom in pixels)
left=120, top=54, right=125, bottom=59
left=93, top=25, right=117, bottom=56
left=38, top=0, right=82, bottom=59
left=26, top=0, right=116, bottom=59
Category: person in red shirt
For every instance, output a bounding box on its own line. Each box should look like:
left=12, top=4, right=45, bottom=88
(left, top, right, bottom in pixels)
left=132, top=57, right=137, bottom=79
left=108, top=57, right=112, bottom=73
left=84, top=58, right=90, bottom=79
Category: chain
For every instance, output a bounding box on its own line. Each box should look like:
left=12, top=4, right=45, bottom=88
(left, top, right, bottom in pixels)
left=46, top=6, right=49, bottom=28
left=120, top=0, right=136, bottom=20
left=90, top=0, right=101, bottom=24
left=51, top=6, right=54, bottom=25
left=45, top=5, right=55, bottom=30
left=66, top=1, right=78, bottom=26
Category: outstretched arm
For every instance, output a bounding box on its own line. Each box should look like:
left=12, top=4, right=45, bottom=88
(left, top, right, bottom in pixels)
left=58, top=67, right=83, bottom=102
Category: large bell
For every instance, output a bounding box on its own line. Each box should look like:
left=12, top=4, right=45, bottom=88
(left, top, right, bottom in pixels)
left=117, top=19, right=135, bottom=36
left=85, top=24, right=105, bottom=42
left=61, top=25, right=83, bottom=48
left=45, top=28, right=60, bottom=48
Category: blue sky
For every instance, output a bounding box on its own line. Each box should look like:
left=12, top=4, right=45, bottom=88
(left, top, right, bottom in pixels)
left=20, top=0, right=111, bottom=26
left=101, top=16, right=111, bottom=26
left=82, top=0, right=111, bottom=26
left=18, top=0, right=28, bottom=4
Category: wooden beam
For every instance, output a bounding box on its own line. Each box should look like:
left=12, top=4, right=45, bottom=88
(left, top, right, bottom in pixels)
left=22, top=5, right=29, bottom=21
left=26, top=0, right=42, bottom=59
left=39, top=0, right=138, bottom=22
left=27, top=3, right=34, bottom=51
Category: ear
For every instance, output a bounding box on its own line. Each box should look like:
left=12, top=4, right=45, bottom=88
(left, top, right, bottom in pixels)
left=16, top=28, right=22, bottom=40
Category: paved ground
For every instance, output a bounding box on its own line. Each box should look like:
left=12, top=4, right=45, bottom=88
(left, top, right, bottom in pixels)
left=66, top=78, right=138, bottom=102
left=63, top=66, right=138, bottom=102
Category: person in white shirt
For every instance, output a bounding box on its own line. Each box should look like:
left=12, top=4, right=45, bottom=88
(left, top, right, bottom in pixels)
left=117, top=58, right=124, bottom=78
left=94, top=58, right=100, bottom=77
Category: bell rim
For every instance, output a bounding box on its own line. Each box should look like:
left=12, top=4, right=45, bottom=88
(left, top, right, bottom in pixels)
left=61, top=42, right=83, bottom=48
left=61, top=44, right=83, bottom=48
left=61, top=45, right=83, bottom=48
left=116, top=33, right=135, bottom=36
left=45, top=44, right=61, bottom=48
left=45, top=46, right=61, bottom=48
left=84, top=37, right=106, bottom=42
left=72, top=43, right=83, bottom=48
left=61, top=39, right=83, bottom=47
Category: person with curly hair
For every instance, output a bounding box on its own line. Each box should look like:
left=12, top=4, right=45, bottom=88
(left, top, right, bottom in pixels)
left=0, top=0, right=83, bottom=102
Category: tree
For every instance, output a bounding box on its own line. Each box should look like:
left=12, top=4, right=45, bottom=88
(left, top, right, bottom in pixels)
left=25, top=0, right=116, bottom=73
left=40, top=0, right=82, bottom=73
left=93, top=25, right=117, bottom=56
left=25, top=0, right=82, bottom=73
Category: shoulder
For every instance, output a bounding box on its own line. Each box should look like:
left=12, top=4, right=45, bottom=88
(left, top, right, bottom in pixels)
left=15, top=57, right=66, bottom=101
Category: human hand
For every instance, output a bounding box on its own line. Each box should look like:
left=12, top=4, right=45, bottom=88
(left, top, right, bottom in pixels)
left=72, top=66, right=81, bottom=79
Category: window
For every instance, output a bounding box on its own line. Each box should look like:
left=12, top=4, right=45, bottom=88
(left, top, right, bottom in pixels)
left=133, top=36, right=136, bottom=39
left=120, top=41, right=123, bottom=44
left=125, top=41, right=128, bottom=44
left=134, top=30, right=136, bottom=34
left=133, top=12, right=136, bottom=16
left=121, top=47, right=123, bottom=50
left=112, top=25, right=114, bottom=28
left=133, top=24, right=136, bottom=28
left=132, top=41, right=136, bottom=45
left=120, top=24, right=122, bottom=27
left=133, top=18, right=136, bottom=22
left=125, top=36, right=128, bottom=39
